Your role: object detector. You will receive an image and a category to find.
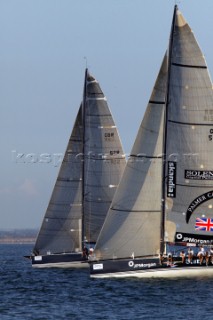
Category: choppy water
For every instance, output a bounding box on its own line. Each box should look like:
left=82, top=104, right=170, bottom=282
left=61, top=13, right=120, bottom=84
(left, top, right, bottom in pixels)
left=1, top=244, right=213, bottom=320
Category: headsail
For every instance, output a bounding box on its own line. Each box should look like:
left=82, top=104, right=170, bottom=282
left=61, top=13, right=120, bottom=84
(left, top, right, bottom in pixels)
left=164, top=6, right=213, bottom=246
left=34, top=106, right=83, bottom=255
left=94, top=54, right=167, bottom=260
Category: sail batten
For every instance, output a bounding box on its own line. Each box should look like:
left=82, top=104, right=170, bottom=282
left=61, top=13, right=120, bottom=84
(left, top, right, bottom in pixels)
left=172, top=62, right=207, bottom=69
left=176, top=184, right=213, bottom=189
left=130, top=155, right=163, bottom=159
left=149, top=100, right=165, bottom=104
left=111, top=208, right=161, bottom=213
left=168, top=120, right=213, bottom=126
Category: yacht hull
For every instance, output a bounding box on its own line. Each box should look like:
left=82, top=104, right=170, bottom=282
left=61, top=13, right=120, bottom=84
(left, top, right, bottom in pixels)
left=29, top=253, right=89, bottom=268
left=90, top=258, right=213, bottom=278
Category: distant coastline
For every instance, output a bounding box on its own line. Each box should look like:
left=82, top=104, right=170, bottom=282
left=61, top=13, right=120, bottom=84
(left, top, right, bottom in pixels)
left=0, top=229, right=38, bottom=244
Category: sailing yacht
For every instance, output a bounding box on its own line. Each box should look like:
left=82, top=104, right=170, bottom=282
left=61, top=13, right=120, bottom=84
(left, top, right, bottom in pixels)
left=90, top=5, right=213, bottom=278
left=27, top=69, right=126, bottom=268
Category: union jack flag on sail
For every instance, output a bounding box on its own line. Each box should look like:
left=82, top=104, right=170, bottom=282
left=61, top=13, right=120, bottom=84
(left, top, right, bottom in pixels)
left=195, top=218, right=213, bottom=231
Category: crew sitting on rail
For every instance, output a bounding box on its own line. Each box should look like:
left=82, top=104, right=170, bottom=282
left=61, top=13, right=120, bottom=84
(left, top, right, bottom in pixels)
left=180, top=251, right=186, bottom=264
left=197, top=246, right=205, bottom=265
left=205, top=251, right=210, bottom=266
left=167, top=252, right=173, bottom=265
left=187, top=247, right=194, bottom=264
left=159, top=253, right=164, bottom=265
left=210, top=247, right=213, bottom=265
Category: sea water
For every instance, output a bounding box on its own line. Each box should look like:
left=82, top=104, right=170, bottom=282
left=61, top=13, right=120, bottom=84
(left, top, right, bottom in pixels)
left=0, top=244, right=212, bottom=320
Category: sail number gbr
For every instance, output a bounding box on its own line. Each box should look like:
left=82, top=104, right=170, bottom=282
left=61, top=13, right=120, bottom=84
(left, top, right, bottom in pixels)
left=208, top=129, right=213, bottom=141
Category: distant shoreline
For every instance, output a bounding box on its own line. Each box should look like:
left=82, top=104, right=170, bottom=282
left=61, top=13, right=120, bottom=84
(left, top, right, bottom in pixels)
left=0, top=229, right=37, bottom=244
left=0, top=239, right=35, bottom=244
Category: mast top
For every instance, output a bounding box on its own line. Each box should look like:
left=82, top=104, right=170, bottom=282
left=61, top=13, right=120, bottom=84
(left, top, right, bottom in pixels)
left=174, top=6, right=187, bottom=27
left=85, top=67, right=88, bottom=79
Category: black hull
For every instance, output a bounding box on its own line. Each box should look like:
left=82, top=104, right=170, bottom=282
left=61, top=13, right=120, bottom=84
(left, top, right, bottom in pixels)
left=31, top=253, right=89, bottom=268
left=90, top=257, right=213, bottom=278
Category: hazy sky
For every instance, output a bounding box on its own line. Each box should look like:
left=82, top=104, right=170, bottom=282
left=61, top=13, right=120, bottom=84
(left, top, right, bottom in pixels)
left=1, top=0, right=213, bottom=229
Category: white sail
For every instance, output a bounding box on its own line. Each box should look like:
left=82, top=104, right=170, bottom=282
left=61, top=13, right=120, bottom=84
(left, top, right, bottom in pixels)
left=94, top=54, right=167, bottom=260
left=164, top=8, right=213, bottom=245
left=33, top=70, right=126, bottom=256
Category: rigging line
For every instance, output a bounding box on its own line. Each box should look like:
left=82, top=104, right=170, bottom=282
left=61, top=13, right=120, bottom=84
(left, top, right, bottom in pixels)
left=168, top=119, right=213, bottom=126
left=161, top=4, right=177, bottom=255
left=81, top=68, right=88, bottom=248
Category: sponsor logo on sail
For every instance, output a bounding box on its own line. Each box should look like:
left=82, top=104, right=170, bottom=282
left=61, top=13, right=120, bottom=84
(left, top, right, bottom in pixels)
left=176, top=233, right=183, bottom=240
left=167, top=161, right=176, bottom=198
left=185, top=170, right=213, bottom=180
left=186, top=191, right=213, bottom=222
left=175, top=232, right=213, bottom=245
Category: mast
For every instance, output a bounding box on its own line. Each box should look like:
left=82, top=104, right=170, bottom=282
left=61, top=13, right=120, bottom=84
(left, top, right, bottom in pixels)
left=160, top=5, right=177, bottom=255
left=81, top=68, right=88, bottom=249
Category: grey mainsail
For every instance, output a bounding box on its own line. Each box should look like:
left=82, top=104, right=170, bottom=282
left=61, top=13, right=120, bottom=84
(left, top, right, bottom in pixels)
left=33, top=69, right=126, bottom=256
left=83, top=72, right=126, bottom=243
left=94, top=54, right=167, bottom=260
left=164, top=8, right=213, bottom=245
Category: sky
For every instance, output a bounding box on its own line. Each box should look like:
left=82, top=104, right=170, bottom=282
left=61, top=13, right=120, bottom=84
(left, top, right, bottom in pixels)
left=1, top=0, right=213, bottom=229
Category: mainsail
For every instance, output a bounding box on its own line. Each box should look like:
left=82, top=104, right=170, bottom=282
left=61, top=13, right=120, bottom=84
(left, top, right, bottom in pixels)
left=164, top=7, right=213, bottom=245
left=82, top=72, right=126, bottom=243
left=33, top=69, right=126, bottom=256
left=94, top=54, right=167, bottom=260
